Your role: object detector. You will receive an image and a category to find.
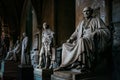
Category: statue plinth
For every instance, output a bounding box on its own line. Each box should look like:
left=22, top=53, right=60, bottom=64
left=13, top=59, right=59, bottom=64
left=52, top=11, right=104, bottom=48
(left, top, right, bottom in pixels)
left=51, top=71, right=96, bottom=80
left=0, top=60, right=20, bottom=80
left=34, top=68, right=53, bottom=80
left=18, top=64, right=34, bottom=80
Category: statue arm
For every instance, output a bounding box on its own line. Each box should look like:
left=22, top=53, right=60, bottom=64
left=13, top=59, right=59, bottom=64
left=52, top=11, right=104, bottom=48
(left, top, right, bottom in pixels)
left=14, top=44, right=20, bottom=52
left=24, top=37, right=28, bottom=50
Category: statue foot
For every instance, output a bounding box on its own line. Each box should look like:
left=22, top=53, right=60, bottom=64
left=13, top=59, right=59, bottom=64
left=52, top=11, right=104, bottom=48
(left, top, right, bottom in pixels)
left=76, top=65, right=82, bottom=69
left=54, top=67, right=64, bottom=71
left=68, top=61, right=80, bottom=69
left=36, top=65, right=42, bottom=69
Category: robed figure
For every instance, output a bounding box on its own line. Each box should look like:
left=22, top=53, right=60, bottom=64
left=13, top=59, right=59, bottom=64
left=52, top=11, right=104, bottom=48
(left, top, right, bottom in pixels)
left=55, top=7, right=111, bottom=71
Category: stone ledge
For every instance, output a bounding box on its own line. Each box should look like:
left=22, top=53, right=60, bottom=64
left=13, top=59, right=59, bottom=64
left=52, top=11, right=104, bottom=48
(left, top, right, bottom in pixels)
left=51, top=74, right=72, bottom=80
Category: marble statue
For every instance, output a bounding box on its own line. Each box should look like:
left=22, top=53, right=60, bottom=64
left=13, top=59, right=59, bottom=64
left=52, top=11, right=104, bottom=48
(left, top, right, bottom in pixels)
left=37, top=22, right=54, bottom=69
left=5, top=40, right=20, bottom=61
left=54, top=7, right=111, bottom=72
left=21, top=32, right=28, bottom=65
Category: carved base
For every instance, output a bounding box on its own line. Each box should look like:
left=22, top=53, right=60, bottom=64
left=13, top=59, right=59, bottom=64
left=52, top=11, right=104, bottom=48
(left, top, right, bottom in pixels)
left=51, top=71, right=82, bottom=80
left=34, top=68, right=53, bottom=80
left=51, top=71, right=112, bottom=80
left=52, top=71, right=96, bottom=80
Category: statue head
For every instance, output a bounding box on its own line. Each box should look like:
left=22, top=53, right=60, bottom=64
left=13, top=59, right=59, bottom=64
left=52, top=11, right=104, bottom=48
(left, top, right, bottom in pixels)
left=43, top=22, right=49, bottom=30
left=22, top=32, right=26, bottom=37
left=82, top=7, right=93, bottom=19
left=43, top=22, right=47, bottom=29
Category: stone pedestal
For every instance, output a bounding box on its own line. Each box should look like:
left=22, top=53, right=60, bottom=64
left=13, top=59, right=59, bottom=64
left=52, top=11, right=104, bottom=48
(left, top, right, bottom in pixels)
left=51, top=71, right=112, bottom=80
left=0, top=60, right=20, bottom=80
left=18, top=65, right=34, bottom=80
left=34, top=68, right=53, bottom=80
left=51, top=71, right=97, bottom=80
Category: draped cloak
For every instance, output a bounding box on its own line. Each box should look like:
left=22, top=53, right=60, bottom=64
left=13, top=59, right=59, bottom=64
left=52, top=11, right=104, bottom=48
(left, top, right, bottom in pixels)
left=21, top=36, right=28, bottom=65
left=60, top=17, right=111, bottom=68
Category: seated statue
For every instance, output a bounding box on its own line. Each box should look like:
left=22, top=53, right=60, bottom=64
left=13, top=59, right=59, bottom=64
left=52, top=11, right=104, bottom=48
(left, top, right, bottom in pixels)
left=37, top=22, right=54, bottom=69
left=5, top=40, right=20, bottom=61
left=54, top=7, right=111, bottom=72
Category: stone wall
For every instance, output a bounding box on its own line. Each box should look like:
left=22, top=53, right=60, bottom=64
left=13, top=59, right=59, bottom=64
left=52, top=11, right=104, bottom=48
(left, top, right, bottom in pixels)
left=112, top=0, right=120, bottom=80
left=32, top=0, right=55, bottom=30
left=76, top=0, right=106, bottom=26
left=55, top=0, right=75, bottom=46
left=31, top=8, right=40, bottom=50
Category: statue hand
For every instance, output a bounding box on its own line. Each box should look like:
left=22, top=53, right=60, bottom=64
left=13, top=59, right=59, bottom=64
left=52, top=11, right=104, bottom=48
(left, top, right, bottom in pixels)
left=67, top=39, right=70, bottom=43
left=67, top=39, right=73, bottom=43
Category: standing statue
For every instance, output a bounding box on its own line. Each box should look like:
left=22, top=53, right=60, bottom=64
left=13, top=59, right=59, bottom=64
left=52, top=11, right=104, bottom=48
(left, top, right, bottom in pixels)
left=21, top=32, right=29, bottom=65
left=37, top=22, right=54, bottom=69
left=54, top=7, right=111, bottom=72
left=5, top=40, right=20, bottom=61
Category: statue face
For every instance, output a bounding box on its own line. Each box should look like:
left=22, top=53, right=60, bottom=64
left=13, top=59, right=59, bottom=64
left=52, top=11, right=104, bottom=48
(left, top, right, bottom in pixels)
left=83, top=7, right=92, bottom=18
left=22, top=32, right=26, bottom=37
left=43, top=22, right=47, bottom=29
